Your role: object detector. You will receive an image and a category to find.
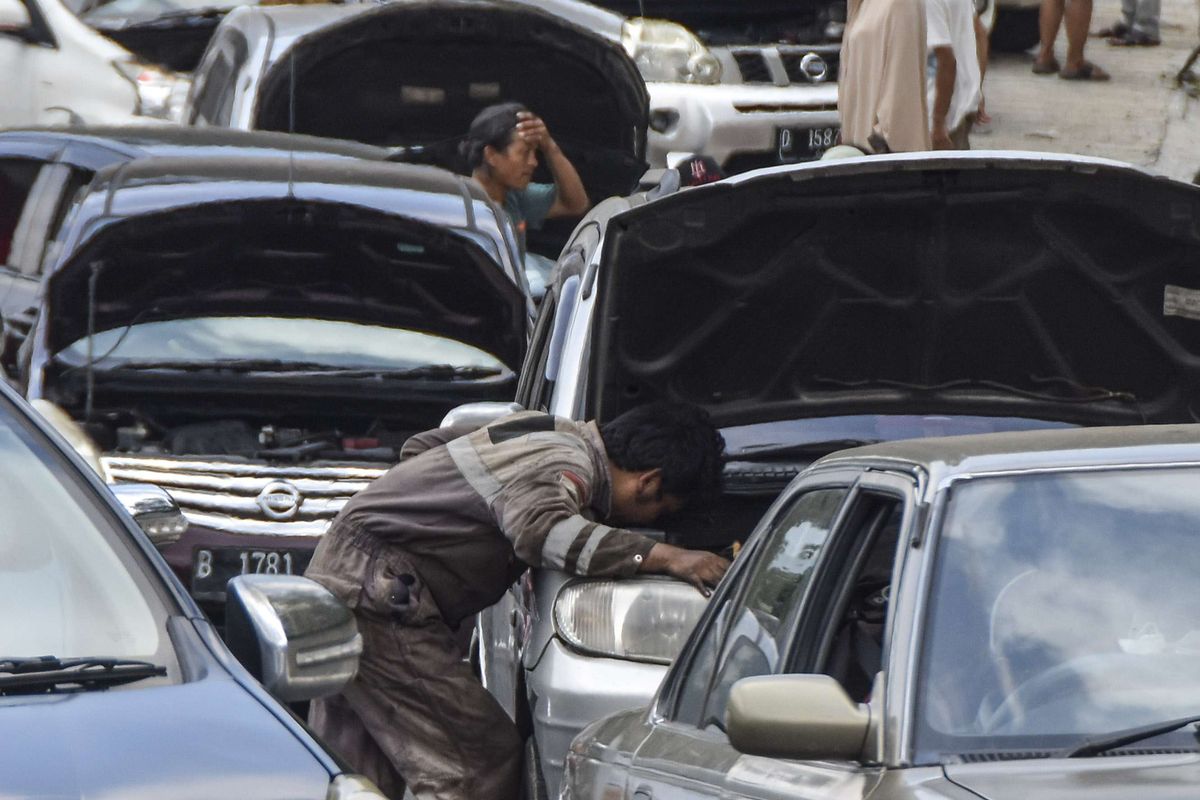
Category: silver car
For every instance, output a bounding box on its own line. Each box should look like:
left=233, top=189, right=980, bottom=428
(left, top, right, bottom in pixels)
left=564, top=425, right=1200, bottom=798
left=463, top=150, right=1200, bottom=798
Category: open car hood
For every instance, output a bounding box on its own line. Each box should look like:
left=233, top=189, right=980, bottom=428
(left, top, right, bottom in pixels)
left=590, top=153, right=1200, bottom=427
left=255, top=0, right=649, bottom=202
left=45, top=199, right=527, bottom=369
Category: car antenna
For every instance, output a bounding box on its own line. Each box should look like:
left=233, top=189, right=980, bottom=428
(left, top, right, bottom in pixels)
left=85, top=259, right=105, bottom=422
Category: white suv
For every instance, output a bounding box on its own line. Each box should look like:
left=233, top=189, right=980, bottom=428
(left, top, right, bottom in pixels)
left=528, top=0, right=843, bottom=172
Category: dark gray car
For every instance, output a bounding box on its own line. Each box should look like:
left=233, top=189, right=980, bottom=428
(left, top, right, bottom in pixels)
left=564, top=424, right=1200, bottom=798
left=0, top=375, right=378, bottom=799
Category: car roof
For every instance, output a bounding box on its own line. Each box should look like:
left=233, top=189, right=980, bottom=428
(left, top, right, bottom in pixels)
left=816, top=424, right=1200, bottom=489
left=0, top=126, right=389, bottom=164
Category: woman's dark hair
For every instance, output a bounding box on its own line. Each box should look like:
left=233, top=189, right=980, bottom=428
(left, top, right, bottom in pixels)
left=600, top=402, right=725, bottom=502
left=460, top=102, right=528, bottom=171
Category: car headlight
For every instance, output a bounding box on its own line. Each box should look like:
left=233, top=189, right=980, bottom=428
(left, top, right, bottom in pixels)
left=621, top=18, right=722, bottom=85
left=112, top=60, right=189, bottom=120
left=327, top=775, right=387, bottom=800
left=554, top=578, right=709, bottom=664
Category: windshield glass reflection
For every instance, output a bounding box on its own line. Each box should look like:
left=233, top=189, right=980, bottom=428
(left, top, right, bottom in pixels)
left=917, top=468, right=1200, bottom=758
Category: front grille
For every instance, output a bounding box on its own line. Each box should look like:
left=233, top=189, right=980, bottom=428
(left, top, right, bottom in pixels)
left=733, top=51, right=772, bottom=83
left=104, top=454, right=389, bottom=537
left=728, top=45, right=840, bottom=86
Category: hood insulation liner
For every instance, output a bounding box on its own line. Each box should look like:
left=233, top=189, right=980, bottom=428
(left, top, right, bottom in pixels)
left=48, top=199, right=527, bottom=368
left=591, top=163, right=1200, bottom=427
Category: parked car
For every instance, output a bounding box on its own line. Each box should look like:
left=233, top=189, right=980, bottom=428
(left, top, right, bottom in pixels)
left=454, top=150, right=1200, bottom=797
left=181, top=0, right=650, bottom=261
left=74, top=0, right=260, bottom=72
left=12, top=153, right=532, bottom=619
left=521, top=0, right=844, bottom=172
left=563, top=425, right=1200, bottom=798
left=0, top=125, right=390, bottom=366
left=0, top=0, right=189, bottom=126
left=0, top=374, right=380, bottom=799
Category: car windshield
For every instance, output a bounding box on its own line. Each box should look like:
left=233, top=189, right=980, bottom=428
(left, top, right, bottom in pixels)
left=722, top=415, right=1074, bottom=458
left=916, top=468, right=1200, bottom=759
left=57, top=317, right=510, bottom=374
left=0, top=409, right=163, bottom=661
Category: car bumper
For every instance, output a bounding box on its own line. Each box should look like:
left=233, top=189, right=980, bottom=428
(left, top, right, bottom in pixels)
left=526, top=638, right=667, bottom=799
left=646, top=81, right=840, bottom=173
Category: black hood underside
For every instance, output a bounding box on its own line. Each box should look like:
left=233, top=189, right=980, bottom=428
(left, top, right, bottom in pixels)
left=47, top=199, right=527, bottom=368
left=256, top=0, right=649, bottom=203
left=591, top=158, right=1200, bottom=427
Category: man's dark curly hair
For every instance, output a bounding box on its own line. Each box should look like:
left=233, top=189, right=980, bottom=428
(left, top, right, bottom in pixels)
left=600, top=402, right=725, bottom=502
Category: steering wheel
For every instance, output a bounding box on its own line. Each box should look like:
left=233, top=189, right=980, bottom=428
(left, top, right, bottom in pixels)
left=982, top=660, right=1088, bottom=733
left=981, top=652, right=1196, bottom=734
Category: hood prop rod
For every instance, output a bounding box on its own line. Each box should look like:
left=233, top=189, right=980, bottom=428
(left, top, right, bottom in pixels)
left=85, top=259, right=105, bottom=423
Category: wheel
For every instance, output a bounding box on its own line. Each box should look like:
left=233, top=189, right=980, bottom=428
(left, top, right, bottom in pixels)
left=990, top=7, right=1041, bottom=53
left=520, top=734, right=549, bottom=800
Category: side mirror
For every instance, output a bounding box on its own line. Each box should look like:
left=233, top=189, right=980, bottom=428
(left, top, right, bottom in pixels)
left=0, top=0, right=30, bottom=31
left=440, top=401, right=523, bottom=429
left=110, top=483, right=188, bottom=549
left=726, top=674, right=871, bottom=761
left=225, top=575, right=362, bottom=703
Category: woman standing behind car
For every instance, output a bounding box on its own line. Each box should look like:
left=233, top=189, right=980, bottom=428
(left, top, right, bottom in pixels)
left=462, top=103, right=590, bottom=256
left=839, top=0, right=932, bottom=153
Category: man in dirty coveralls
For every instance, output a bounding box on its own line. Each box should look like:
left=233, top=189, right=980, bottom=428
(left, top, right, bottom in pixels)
left=305, top=403, right=731, bottom=799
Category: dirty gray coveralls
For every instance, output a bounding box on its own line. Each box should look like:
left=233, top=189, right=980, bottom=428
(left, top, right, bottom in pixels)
left=304, top=411, right=658, bottom=800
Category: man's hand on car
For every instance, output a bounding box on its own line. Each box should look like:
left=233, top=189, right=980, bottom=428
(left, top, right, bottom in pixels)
left=643, top=543, right=731, bottom=597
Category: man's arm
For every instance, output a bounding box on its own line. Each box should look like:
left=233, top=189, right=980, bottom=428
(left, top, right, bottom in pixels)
left=516, top=112, right=589, bottom=218
left=497, top=470, right=729, bottom=594
left=931, top=45, right=957, bottom=149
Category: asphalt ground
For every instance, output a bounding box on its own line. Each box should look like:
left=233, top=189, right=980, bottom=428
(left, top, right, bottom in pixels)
left=974, top=0, right=1200, bottom=181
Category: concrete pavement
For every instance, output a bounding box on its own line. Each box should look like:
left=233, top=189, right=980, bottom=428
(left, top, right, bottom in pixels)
left=974, top=0, right=1200, bottom=181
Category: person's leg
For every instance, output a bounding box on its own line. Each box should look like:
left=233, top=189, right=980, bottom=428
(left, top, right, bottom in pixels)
left=310, top=694, right=408, bottom=799
left=1036, top=0, right=1065, bottom=71
left=1062, top=0, right=1094, bottom=71
left=343, top=560, right=523, bottom=800
left=1132, top=0, right=1160, bottom=39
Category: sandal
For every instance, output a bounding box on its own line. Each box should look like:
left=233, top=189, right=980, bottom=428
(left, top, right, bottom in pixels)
left=1032, top=57, right=1061, bottom=75
left=1108, top=30, right=1161, bottom=46
left=1059, top=61, right=1111, bottom=81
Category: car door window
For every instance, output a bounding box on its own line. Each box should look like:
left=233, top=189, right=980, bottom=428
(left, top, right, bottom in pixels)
left=792, top=491, right=908, bottom=703
left=698, top=488, right=848, bottom=729
left=0, top=158, right=43, bottom=265
left=515, top=290, right=556, bottom=409
left=670, top=487, right=849, bottom=728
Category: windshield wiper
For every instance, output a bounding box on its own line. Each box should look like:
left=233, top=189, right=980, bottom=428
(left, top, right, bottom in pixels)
left=1060, top=714, right=1200, bottom=758
left=0, top=656, right=166, bottom=695
left=729, top=439, right=878, bottom=460
left=96, top=359, right=504, bottom=380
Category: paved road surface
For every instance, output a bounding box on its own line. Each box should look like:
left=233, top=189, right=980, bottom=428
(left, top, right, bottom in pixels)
left=976, top=0, right=1200, bottom=181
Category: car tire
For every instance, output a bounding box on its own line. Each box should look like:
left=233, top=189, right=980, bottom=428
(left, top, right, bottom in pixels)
left=520, top=734, right=549, bottom=800
left=990, top=7, right=1041, bottom=53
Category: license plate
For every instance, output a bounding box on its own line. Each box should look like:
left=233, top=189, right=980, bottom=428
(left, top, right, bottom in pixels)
left=191, top=547, right=312, bottom=600
left=776, top=125, right=840, bottom=162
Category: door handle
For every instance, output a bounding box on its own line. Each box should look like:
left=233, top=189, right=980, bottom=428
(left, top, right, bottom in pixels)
left=633, top=789, right=653, bottom=800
